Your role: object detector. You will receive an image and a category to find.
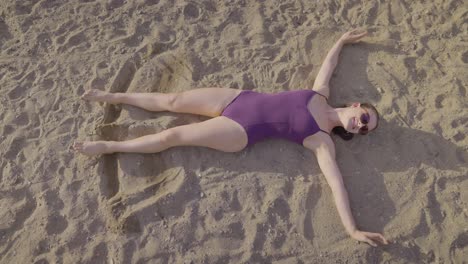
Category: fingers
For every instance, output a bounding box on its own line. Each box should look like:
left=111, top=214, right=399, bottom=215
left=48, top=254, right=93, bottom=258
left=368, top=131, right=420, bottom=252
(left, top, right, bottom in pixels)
left=354, top=230, right=389, bottom=247
left=378, top=234, right=389, bottom=245
left=341, top=29, right=368, bottom=44
left=350, top=31, right=367, bottom=42
left=364, top=237, right=377, bottom=247
left=364, top=232, right=389, bottom=246
left=355, top=31, right=368, bottom=38
left=347, top=29, right=366, bottom=35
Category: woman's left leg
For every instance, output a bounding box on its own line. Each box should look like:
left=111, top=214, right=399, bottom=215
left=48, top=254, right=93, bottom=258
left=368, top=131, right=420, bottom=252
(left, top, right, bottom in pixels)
left=73, top=116, right=248, bottom=155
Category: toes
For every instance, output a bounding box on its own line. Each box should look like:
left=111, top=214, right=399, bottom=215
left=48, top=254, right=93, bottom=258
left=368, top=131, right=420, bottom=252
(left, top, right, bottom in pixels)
left=81, top=90, right=91, bottom=96
left=73, top=142, right=83, bottom=150
left=81, top=89, right=98, bottom=99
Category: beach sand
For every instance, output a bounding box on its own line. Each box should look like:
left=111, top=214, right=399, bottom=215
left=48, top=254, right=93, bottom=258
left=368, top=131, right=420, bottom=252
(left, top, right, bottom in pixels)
left=0, top=0, right=467, bottom=263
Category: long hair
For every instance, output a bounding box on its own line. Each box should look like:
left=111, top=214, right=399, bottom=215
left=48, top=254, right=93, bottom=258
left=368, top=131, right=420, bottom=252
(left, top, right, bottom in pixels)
left=332, top=103, right=379, bottom=141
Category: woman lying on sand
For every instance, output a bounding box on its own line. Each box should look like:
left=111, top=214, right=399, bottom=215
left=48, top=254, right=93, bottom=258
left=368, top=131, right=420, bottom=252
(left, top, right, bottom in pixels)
left=74, top=29, right=389, bottom=246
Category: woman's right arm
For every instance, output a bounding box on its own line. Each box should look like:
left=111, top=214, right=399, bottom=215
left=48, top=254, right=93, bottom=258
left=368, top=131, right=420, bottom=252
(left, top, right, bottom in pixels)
left=312, top=29, right=368, bottom=98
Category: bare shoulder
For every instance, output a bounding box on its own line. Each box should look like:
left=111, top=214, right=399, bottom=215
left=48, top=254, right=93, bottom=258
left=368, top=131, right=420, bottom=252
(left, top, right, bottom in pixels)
left=312, top=85, right=330, bottom=99
left=303, top=132, right=335, bottom=155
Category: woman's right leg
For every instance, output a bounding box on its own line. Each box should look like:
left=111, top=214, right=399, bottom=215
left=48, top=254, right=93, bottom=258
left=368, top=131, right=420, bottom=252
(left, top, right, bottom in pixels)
left=82, top=88, right=241, bottom=117
left=73, top=116, right=248, bottom=156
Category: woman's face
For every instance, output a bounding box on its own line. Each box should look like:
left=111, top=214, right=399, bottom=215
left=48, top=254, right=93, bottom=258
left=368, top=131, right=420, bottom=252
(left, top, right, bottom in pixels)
left=342, top=103, right=378, bottom=134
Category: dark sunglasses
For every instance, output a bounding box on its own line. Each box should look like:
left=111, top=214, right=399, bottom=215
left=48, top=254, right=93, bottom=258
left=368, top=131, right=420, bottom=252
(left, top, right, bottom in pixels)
left=359, top=112, right=370, bottom=135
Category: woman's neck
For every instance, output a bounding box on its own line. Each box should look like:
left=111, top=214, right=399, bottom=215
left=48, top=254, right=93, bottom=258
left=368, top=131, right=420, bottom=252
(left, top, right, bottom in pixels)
left=326, top=106, right=346, bottom=128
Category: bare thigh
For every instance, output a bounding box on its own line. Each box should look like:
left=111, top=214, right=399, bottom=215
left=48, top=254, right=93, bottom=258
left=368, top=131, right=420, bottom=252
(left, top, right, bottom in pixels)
left=171, top=88, right=242, bottom=117
left=169, top=116, right=248, bottom=152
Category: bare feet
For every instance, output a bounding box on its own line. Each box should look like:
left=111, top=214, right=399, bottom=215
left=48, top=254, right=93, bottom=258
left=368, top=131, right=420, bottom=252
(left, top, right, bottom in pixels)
left=73, top=141, right=112, bottom=156
left=81, top=89, right=120, bottom=104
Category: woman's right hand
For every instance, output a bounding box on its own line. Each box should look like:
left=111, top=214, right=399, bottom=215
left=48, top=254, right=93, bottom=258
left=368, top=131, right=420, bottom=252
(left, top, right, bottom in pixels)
left=351, top=230, right=389, bottom=247
left=339, top=29, right=368, bottom=44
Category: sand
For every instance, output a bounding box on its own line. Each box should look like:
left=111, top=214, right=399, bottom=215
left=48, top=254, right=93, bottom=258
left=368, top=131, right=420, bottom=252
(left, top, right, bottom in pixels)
left=0, top=0, right=467, bottom=263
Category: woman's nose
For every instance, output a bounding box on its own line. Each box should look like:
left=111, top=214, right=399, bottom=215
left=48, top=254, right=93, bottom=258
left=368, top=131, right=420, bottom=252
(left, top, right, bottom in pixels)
left=356, top=119, right=364, bottom=128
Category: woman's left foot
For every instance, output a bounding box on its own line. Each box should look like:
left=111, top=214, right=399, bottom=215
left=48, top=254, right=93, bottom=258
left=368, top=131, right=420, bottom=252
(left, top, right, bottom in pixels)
left=73, top=141, right=111, bottom=156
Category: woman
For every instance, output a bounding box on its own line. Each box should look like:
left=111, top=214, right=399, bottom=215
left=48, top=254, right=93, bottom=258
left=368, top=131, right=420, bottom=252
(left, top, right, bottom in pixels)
left=74, top=29, right=389, bottom=246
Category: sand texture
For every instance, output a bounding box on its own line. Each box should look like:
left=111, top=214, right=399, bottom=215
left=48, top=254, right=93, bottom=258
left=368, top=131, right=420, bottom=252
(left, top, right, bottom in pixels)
left=1, top=0, right=467, bottom=263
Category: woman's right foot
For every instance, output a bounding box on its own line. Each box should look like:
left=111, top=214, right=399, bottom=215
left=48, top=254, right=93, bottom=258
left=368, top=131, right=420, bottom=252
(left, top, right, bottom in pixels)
left=81, top=89, right=120, bottom=104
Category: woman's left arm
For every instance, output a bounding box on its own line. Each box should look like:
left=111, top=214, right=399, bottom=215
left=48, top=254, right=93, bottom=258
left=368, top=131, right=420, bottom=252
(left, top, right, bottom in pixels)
left=313, top=29, right=367, bottom=98
left=306, top=138, right=389, bottom=246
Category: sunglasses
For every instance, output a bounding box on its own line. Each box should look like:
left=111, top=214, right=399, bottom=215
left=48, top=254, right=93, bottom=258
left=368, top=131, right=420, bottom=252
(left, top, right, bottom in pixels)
left=359, top=112, right=370, bottom=135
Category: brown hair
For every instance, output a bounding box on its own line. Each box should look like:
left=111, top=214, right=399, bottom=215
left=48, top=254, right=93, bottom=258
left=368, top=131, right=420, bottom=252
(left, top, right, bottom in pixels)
left=332, top=103, right=380, bottom=141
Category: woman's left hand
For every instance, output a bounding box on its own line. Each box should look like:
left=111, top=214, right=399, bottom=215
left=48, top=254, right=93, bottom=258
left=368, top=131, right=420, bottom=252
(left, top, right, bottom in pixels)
left=339, top=29, right=368, bottom=44
left=351, top=230, right=389, bottom=247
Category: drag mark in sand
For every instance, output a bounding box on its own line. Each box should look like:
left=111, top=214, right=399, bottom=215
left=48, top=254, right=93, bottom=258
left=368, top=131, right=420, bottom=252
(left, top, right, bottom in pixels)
left=91, top=42, right=200, bottom=235
left=97, top=41, right=170, bottom=201
left=102, top=42, right=170, bottom=124
left=105, top=168, right=192, bottom=234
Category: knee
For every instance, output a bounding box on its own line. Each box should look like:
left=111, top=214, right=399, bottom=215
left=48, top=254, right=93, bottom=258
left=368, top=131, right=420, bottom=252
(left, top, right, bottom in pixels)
left=167, top=93, right=183, bottom=112
left=159, top=128, right=182, bottom=148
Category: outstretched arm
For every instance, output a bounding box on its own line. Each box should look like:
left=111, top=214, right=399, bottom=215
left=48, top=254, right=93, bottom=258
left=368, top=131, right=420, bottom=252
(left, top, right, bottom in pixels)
left=306, top=138, right=388, bottom=246
left=313, top=29, right=368, bottom=98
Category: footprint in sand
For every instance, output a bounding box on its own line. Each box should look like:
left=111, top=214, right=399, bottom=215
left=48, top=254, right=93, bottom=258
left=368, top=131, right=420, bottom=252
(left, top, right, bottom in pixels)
left=452, top=132, right=465, bottom=142
left=13, top=112, right=30, bottom=127
left=5, top=137, right=26, bottom=160
left=56, top=31, right=91, bottom=53
left=266, top=197, right=291, bottom=249
left=462, top=51, right=468, bottom=64
left=0, top=188, right=36, bottom=255
left=106, top=0, right=126, bottom=10
left=434, top=94, right=445, bottom=109
left=43, top=190, right=69, bottom=236
left=7, top=86, right=24, bottom=101
left=183, top=2, right=203, bottom=21
left=450, top=232, right=468, bottom=263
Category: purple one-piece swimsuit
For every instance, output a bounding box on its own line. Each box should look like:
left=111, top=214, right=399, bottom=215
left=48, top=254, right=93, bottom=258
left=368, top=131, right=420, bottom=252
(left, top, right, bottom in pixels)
left=221, top=90, right=328, bottom=146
